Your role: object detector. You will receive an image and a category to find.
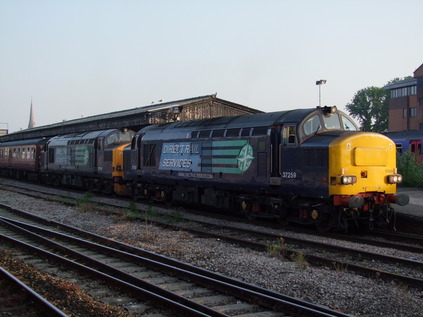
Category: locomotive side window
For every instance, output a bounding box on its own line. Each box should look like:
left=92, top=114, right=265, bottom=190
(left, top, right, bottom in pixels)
left=226, top=129, right=240, bottom=137
left=199, top=130, right=211, bottom=138
left=252, top=127, right=268, bottom=136
left=283, top=126, right=297, bottom=145
left=143, top=144, right=156, bottom=167
left=303, top=115, right=321, bottom=136
left=241, top=128, right=251, bottom=136
left=98, top=139, right=103, bottom=151
left=48, top=148, right=55, bottom=163
left=212, top=130, right=225, bottom=138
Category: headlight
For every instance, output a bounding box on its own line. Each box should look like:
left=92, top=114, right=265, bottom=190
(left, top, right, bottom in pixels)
left=388, top=174, right=402, bottom=184
left=340, top=175, right=357, bottom=185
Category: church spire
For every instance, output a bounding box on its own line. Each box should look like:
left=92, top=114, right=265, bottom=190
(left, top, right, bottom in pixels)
left=28, top=98, right=35, bottom=129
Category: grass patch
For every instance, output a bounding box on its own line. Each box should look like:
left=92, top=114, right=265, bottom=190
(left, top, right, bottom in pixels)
left=290, top=251, right=309, bottom=269
left=75, top=192, right=97, bottom=212
left=123, top=202, right=139, bottom=221
left=266, top=237, right=286, bottom=257
left=162, top=210, right=183, bottom=224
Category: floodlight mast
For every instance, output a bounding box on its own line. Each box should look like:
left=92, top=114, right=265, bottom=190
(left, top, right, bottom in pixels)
left=316, top=79, right=327, bottom=107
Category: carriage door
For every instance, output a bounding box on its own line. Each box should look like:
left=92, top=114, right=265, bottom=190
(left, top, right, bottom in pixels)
left=410, top=140, right=422, bottom=163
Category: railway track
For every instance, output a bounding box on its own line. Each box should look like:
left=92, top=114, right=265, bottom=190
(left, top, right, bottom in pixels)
left=0, top=204, right=349, bottom=317
left=1, top=181, right=423, bottom=289
left=2, top=180, right=423, bottom=250
left=163, top=218, right=423, bottom=288
left=0, top=265, right=67, bottom=316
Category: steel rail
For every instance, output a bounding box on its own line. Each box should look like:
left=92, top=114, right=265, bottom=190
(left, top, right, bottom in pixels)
left=0, top=224, right=219, bottom=317
left=0, top=215, right=349, bottom=317
left=0, top=266, right=67, bottom=317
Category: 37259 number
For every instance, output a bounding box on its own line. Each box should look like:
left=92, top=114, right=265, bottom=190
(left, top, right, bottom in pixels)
left=282, top=171, right=297, bottom=179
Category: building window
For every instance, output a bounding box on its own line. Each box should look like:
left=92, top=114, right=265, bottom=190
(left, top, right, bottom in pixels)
left=391, top=85, right=417, bottom=98
left=410, top=107, right=417, bottom=118
left=403, top=108, right=407, bottom=118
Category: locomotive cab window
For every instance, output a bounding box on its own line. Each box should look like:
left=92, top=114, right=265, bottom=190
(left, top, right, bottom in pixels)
left=303, top=115, right=321, bottom=136
left=341, top=114, right=358, bottom=131
left=106, top=132, right=118, bottom=146
left=323, top=113, right=341, bottom=130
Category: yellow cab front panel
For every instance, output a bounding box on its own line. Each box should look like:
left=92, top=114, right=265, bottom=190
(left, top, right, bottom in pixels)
left=328, top=132, right=397, bottom=199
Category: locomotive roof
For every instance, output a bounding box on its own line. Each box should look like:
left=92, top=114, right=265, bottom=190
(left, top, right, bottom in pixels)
left=140, top=108, right=316, bottom=137
left=0, top=138, right=47, bottom=147
left=47, top=129, right=119, bottom=146
left=173, top=108, right=314, bottom=129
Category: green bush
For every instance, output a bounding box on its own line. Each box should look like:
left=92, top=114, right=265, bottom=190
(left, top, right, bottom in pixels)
left=397, top=151, right=423, bottom=187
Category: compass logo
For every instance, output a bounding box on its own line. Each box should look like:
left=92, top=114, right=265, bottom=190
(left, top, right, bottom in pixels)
left=237, top=143, right=254, bottom=173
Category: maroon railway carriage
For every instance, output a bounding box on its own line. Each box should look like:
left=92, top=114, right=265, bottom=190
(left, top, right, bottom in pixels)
left=0, top=138, right=47, bottom=181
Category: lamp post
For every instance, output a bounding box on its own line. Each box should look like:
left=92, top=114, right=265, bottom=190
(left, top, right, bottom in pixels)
left=316, top=79, right=327, bottom=107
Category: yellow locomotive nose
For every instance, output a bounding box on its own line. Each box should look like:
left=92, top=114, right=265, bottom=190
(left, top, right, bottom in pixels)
left=329, top=132, right=398, bottom=197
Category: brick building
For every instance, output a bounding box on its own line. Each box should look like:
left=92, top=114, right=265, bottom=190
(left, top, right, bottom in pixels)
left=384, top=63, right=423, bottom=132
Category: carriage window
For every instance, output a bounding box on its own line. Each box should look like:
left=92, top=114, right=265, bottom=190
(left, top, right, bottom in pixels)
left=303, top=115, right=321, bottom=136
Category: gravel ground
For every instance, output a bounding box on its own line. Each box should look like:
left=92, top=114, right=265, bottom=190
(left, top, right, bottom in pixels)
left=0, top=188, right=422, bottom=316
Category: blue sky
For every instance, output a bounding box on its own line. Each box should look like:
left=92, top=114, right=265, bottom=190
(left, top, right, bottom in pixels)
left=1, top=0, right=422, bottom=133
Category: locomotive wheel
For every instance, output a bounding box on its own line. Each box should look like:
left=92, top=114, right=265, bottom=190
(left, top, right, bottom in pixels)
left=315, top=212, right=332, bottom=232
left=240, top=200, right=256, bottom=220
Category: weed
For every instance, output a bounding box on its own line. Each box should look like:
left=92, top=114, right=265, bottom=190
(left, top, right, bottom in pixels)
left=162, top=210, right=183, bottom=224
left=266, top=237, right=286, bottom=257
left=123, top=202, right=139, bottom=221
left=75, top=192, right=97, bottom=212
left=333, top=261, right=348, bottom=273
left=290, top=251, right=308, bottom=269
left=53, top=195, right=74, bottom=205
left=145, top=205, right=159, bottom=218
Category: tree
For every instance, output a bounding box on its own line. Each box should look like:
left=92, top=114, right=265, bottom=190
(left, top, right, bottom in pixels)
left=345, top=86, right=389, bottom=132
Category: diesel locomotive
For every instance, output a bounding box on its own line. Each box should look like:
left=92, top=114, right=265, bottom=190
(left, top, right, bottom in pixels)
left=123, top=106, right=409, bottom=231
left=0, top=129, right=135, bottom=195
left=0, top=106, right=409, bottom=231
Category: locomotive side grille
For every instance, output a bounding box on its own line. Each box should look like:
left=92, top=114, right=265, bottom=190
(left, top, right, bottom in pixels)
left=304, top=149, right=328, bottom=167
left=257, top=152, right=267, bottom=176
left=104, top=151, right=113, bottom=162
